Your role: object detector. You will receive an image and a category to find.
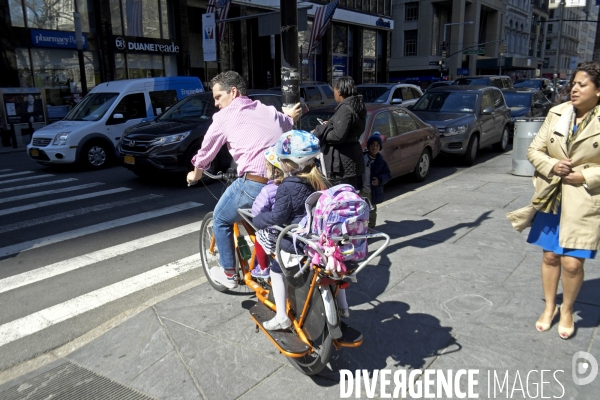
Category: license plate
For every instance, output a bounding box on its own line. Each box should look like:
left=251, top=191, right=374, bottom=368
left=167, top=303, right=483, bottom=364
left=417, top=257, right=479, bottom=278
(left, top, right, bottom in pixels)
left=124, top=155, right=135, bottom=165
left=30, top=148, right=39, bottom=157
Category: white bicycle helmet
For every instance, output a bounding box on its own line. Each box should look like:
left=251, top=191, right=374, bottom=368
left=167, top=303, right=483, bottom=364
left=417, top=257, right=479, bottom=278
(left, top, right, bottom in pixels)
left=274, top=129, right=321, bottom=169
left=264, top=145, right=282, bottom=169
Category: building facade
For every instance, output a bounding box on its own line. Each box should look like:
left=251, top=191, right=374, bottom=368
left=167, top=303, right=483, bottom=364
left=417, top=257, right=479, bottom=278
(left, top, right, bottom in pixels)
left=389, top=0, right=508, bottom=87
left=0, top=0, right=394, bottom=117
left=543, top=0, right=598, bottom=79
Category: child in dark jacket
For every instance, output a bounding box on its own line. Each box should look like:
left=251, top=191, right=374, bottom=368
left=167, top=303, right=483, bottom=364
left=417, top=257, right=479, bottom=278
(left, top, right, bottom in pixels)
left=250, top=146, right=285, bottom=279
left=253, top=130, right=328, bottom=331
left=359, top=132, right=391, bottom=228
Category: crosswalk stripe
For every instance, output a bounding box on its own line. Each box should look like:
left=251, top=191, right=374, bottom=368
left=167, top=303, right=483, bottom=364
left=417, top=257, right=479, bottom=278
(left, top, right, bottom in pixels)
left=0, top=171, right=34, bottom=179
left=0, top=221, right=201, bottom=293
left=0, top=169, right=12, bottom=173
left=0, top=254, right=200, bottom=348
left=0, top=178, right=78, bottom=194
left=0, top=174, right=55, bottom=186
left=0, top=188, right=131, bottom=217
left=0, top=202, right=202, bottom=258
left=0, top=194, right=162, bottom=234
left=0, top=182, right=104, bottom=204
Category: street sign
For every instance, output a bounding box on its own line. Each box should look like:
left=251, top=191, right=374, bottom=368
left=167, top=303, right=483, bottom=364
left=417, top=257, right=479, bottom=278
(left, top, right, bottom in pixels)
left=457, top=68, right=470, bottom=75
left=429, top=61, right=440, bottom=66
left=463, top=49, right=485, bottom=55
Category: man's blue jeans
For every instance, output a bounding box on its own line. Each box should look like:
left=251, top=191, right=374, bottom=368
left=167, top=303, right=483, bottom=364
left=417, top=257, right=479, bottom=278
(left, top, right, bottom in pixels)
left=213, top=177, right=264, bottom=271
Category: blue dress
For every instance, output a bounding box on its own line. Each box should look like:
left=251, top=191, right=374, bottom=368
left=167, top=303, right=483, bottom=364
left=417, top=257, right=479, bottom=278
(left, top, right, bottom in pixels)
left=527, top=209, right=597, bottom=259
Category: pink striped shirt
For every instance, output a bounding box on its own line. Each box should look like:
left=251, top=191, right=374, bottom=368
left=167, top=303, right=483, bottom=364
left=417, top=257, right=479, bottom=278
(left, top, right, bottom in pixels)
left=192, top=97, right=293, bottom=176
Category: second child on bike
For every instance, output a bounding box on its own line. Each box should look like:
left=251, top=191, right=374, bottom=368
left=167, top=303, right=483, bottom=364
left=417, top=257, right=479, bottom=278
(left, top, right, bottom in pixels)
left=250, top=146, right=285, bottom=279
left=253, top=130, right=330, bottom=330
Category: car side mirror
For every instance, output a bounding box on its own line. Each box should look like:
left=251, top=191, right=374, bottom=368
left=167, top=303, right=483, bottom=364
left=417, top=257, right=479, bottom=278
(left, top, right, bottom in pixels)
left=391, top=98, right=403, bottom=105
left=481, top=107, right=494, bottom=115
left=106, top=113, right=125, bottom=125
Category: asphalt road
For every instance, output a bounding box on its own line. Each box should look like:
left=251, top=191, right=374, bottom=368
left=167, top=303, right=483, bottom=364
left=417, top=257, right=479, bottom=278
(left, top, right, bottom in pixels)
left=0, top=146, right=505, bottom=371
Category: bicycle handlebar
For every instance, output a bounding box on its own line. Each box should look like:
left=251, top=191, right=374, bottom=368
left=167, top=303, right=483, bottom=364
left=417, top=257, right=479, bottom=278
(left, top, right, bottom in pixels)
left=188, top=169, right=237, bottom=186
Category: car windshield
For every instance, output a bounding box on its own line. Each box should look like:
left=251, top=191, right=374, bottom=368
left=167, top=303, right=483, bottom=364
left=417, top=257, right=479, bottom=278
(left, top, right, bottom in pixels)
left=503, top=92, right=532, bottom=107
left=514, top=80, right=542, bottom=89
left=413, top=92, right=478, bottom=113
left=299, top=110, right=335, bottom=131
left=64, top=92, right=119, bottom=121
left=453, top=78, right=489, bottom=85
left=158, top=95, right=216, bottom=123
left=357, top=87, right=391, bottom=103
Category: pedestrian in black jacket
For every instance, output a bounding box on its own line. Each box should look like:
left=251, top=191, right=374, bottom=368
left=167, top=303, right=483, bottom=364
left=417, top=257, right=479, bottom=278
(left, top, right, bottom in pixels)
left=313, top=76, right=366, bottom=189
left=359, top=132, right=391, bottom=228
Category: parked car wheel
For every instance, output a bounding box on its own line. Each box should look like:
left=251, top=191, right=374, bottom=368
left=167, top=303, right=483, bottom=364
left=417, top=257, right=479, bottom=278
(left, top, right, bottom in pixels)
left=412, top=149, right=431, bottom=182
left=463, top=135, right=479, bottom=166
left=82, top=140, right=111, bottom=169
left=493, top=126, right=510, bottom=152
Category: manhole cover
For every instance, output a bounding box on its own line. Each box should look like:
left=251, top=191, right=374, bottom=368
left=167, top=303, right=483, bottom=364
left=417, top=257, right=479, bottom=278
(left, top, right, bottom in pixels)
left=0, top=361, right=155, bottom=400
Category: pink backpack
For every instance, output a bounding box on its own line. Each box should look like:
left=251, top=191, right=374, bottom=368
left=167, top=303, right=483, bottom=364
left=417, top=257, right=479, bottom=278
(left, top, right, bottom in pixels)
left=301, top=184, right=370, bottom=264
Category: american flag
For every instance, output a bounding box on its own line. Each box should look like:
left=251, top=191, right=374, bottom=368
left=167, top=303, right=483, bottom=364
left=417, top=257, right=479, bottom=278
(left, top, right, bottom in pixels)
left=206, top=0, right=231, bottom=40
left=308, top=0, right=339, bottom=56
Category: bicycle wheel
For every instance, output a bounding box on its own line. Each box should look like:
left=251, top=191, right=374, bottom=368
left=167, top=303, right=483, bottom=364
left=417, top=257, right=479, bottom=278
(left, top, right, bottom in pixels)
left=288, top=289, right=334, bottom=375
left=199, top=212, right=250, bottom=293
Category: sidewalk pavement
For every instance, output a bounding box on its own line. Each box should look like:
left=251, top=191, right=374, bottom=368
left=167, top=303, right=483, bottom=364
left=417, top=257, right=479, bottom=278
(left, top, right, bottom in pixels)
left=0, top=152, right=598, bottom=399
left=0, top=143, right=27, bottom=155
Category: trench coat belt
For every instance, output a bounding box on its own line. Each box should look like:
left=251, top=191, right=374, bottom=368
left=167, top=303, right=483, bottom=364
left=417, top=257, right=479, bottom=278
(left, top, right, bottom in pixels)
left=242, top=173, right=269, bottom=184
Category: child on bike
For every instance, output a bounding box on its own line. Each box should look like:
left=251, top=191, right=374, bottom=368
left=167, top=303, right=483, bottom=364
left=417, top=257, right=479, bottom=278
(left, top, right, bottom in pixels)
left=359, top=132, right=391, bottom=229
left=250, top=146, right=284, bottom=279
left=253, top=130, right=329, bottom=330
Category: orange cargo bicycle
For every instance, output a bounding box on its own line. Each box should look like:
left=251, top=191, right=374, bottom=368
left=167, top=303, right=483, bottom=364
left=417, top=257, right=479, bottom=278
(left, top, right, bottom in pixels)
left=196, top=170, right=390, bottom=375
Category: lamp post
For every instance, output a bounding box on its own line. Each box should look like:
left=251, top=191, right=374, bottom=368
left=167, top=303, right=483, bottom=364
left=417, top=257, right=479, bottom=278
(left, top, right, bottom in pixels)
left=553, top=0, right=565, bottom=102
left=442, top=21, right=473, bottom=78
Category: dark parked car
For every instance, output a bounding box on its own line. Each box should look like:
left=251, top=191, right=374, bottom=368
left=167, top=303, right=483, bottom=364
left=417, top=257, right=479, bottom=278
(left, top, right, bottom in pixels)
left=408, top=85, right=511, bottom=165
left=501, top=88, right=552, bottom=134
left=117, top=90, right=296, bottom=178
left=453, top=75, right=513, bottom=89
left=514, top=78, right=554, bottom=99
left=299, top=104, right=441, bottom=181
left=425, top=80, right=454, bottom=92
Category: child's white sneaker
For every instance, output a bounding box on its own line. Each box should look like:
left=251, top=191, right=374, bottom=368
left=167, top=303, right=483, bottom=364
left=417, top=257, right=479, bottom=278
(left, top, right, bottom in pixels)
left=263, top=316, right=292, bottom=331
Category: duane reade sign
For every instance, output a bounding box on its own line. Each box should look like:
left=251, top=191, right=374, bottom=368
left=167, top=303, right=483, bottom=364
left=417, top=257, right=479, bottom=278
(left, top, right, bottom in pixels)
left=114, top=37, right=180, bottom=54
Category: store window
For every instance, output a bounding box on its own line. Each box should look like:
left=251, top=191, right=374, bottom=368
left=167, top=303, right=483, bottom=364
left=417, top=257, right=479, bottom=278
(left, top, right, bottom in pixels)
left=14, top=47, right=99, bottom=121
left=10, top=0, right=93, bottom=31
left=8, top=0, right=25, bottom=27
left=363, top=29, right=376, bottom=84
left=111, top=0, right=174, bottom=39
left=404, top=30, right=417, bottom=56
left=405, top=2, right=419, bottom=22
left=113, top=53, right=176, bottom=79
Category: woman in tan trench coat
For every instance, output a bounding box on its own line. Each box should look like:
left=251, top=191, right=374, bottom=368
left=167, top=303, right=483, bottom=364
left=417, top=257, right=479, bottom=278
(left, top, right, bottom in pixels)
left=517, top=62, right=600, bottom=339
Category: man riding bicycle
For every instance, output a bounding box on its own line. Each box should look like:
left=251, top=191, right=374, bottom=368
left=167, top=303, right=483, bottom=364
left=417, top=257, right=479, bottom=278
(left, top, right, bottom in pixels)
left=186, top=71, right=302, bottom=289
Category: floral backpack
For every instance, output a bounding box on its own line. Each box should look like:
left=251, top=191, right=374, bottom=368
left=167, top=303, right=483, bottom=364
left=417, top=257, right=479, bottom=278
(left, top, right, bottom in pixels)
left=299, top=184, right=370, bottom=269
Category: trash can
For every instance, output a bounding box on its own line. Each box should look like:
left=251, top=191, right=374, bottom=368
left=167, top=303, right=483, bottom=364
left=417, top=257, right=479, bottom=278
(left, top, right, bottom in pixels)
left=512, top=118, right=545, bottom=176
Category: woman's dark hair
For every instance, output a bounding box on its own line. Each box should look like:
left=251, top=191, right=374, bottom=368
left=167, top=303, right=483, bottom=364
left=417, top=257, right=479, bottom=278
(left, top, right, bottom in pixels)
left=334, top=76, right=358, bottom=97
left=567, top=62, right=600, bottom=96
left=210, top=71, right=248, bottom=95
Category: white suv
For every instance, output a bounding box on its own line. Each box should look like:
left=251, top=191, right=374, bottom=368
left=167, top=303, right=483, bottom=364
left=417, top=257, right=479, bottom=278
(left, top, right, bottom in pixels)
left=357, top=83, right=423, bottom=107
